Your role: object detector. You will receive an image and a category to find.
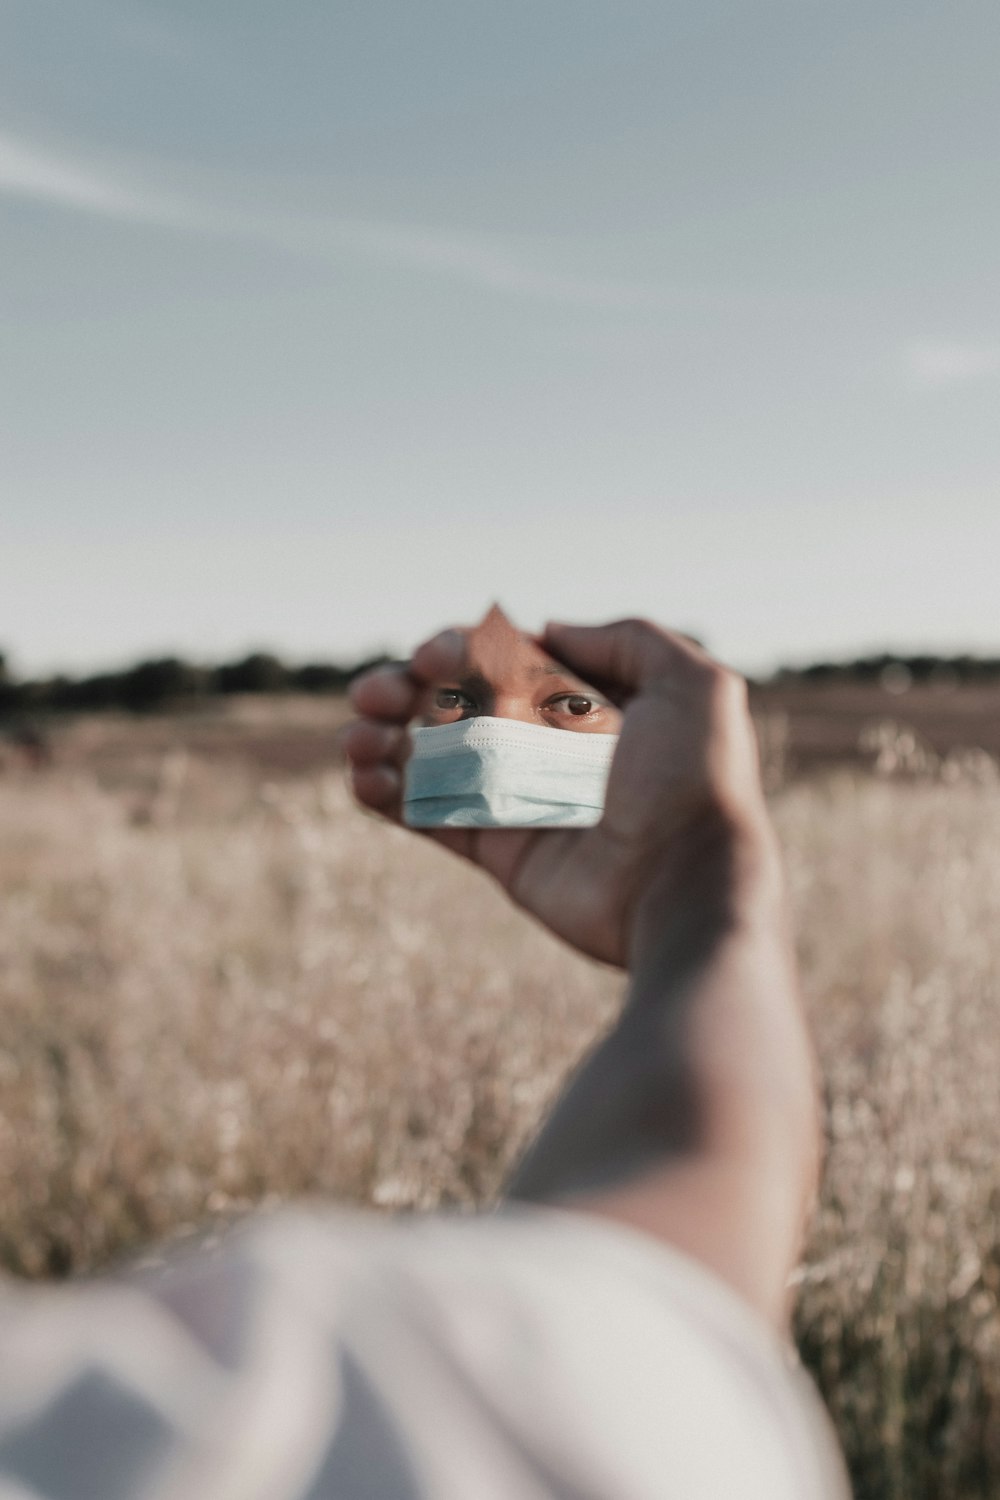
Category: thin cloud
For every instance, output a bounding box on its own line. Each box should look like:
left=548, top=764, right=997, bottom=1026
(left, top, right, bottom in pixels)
left=270, top=216, right=693, bottom=311
left=0, top=132, right=190, bottom=224
left=903, top=341, right=1000, bottom=388
left=0, top=128, right=712, bottom=313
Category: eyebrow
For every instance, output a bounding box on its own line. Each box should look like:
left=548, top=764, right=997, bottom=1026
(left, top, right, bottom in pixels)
left=448, top=666, right=591, bottom=696
left=456, top=671, right=494, bottom=700
left=527, top=663, right=587, bottom=685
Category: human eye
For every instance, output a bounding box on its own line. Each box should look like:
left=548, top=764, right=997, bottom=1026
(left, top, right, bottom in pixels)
left=543, top=692, right=605, bottom=721
left=433, top=687, right=476, bottom=716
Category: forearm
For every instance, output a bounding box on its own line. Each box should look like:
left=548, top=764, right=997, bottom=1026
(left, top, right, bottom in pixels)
left=505, top=815, right=820, bottom=1325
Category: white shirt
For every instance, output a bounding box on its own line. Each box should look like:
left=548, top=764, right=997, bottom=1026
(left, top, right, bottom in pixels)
left=0, top=1204, right=849, bottom=1500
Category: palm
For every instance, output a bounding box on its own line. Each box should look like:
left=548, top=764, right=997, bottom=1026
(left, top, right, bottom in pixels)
left=429, top=823, right=629, bottom=967
left=426, top=693, right=718, bottom=968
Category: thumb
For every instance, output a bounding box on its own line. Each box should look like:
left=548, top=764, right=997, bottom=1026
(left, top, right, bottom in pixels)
left=542, top=618, right=710, bottom=697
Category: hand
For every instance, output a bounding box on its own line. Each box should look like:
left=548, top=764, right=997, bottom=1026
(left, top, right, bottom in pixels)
left=343, top=619, right=776, bottom=968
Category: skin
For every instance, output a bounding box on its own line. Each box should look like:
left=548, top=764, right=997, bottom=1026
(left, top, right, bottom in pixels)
left=418, top=604, right=622, bottom=734
left=343, top=617, right=821, bottom=1333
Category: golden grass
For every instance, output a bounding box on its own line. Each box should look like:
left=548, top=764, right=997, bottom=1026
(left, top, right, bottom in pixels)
left=1, top=729, right=1000, bottom=1498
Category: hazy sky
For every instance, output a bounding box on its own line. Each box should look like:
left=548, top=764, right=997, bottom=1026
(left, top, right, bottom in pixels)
left=2, top=0, right=998, bottom=676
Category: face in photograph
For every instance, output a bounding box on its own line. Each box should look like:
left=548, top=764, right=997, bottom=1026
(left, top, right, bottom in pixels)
left=415, top=604, right=622, bottom=735
left=404, top=606, right=622, bottom=830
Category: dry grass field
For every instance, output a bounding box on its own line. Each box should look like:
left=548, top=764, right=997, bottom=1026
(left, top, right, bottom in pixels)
left=2, top=687, right=1000, bottom=1499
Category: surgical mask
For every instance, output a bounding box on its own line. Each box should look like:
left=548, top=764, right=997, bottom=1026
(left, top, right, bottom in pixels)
left=403, top=716, right=618, bottom=829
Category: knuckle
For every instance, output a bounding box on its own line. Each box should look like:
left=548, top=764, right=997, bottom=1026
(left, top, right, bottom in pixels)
left=350, top=664, right=408, bottom=710
left=347, top=670, right=379, bottom=708
left=339, top=720, right=362, bottom=754
left=615, top=616, right=675, bottom=674
left=706, top=664, right=747, bottom=711
left=722, top=666, right=748, bottom=702
left=621, top=615, right=662, bottom=640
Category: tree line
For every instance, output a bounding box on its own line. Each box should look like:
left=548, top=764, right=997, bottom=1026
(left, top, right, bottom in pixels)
left=0, top=651, right=393, bottom=717
left=773, top=653, right=1000, bottom=685
left=2, top=647, right=999, bottom=719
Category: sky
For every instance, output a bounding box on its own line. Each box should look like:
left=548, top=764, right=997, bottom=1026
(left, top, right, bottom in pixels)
left=1, top=0, right=998, bottom=678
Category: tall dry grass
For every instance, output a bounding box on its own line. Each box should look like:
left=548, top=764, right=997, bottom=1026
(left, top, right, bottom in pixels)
left=1, top=725, right=1000, bottom=1498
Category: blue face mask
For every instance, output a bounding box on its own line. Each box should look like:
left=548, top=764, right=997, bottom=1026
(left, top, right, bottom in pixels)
left=403, top=716, right=618, bottom=828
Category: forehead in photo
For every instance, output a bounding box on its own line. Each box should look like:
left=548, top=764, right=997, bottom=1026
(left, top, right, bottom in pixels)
left=417, top=605, right=622, bottom=734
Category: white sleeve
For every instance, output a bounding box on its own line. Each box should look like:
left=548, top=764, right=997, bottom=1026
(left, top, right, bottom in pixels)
left=0, top=1205, right=850, bottom=1500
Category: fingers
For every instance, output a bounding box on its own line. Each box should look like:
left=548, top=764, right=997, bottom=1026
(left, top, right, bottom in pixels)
left=348, top=665, right=421, bottom=725
left=345, top=628, right=466, bottom=822
left=541, top=618, right=723, bottom=698
left=342, top=718, right=408, bottom=818
left=411, top=628, right=466, bottom=684
left=348, top=630, right=466, bottom=725
left=350, top=763, right=403, bottom=816
left=340, top=720, right=408, bottom=768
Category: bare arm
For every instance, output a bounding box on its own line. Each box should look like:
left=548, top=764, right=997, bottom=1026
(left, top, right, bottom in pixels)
left=505, top=811, right=819, bottom=1330
left=345, top=619, right=821, bottom=1333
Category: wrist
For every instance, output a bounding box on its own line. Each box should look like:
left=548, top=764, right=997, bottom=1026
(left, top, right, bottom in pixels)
left=627, top=805, right=787, bottom=978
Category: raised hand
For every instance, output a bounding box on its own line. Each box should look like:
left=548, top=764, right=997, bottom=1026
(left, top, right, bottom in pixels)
left=343, top=619, right=775, bottom=969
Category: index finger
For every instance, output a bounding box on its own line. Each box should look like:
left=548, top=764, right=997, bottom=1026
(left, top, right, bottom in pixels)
left=541, top=618, right=720, bottom=700
left=348, top=629, right=467, bottom=724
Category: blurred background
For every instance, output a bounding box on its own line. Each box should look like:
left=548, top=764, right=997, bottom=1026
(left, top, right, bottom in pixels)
left=2, top=6, right=1000, bottom=1498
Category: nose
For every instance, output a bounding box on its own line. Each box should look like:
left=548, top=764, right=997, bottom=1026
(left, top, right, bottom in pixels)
left=491, top=694, right=536, bottom=725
